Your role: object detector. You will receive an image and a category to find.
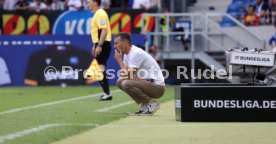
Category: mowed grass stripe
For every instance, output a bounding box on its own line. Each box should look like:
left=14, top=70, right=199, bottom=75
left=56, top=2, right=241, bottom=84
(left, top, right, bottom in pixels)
left=0, top=86, right=119, bottom=111
left=0, top=90, right=121, bottom=116
left=0, top=123, right=98, bottom=143
left=96, top=101, right=135, bottom=112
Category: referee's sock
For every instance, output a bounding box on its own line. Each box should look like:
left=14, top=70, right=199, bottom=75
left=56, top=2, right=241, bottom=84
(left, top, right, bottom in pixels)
left=99, top=71, right=110, bottom=96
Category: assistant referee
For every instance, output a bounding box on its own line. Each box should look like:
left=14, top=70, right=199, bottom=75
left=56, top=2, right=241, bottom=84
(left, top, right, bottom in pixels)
left=87, top=0, right=112, bottom=101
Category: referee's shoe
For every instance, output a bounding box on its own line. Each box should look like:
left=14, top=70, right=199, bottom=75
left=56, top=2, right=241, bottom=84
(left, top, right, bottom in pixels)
left=99, top=94, right=112, bottom=101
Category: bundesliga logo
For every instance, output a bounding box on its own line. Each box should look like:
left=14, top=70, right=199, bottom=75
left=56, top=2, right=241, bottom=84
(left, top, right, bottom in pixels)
left=239, top=56, right=270, bottom=62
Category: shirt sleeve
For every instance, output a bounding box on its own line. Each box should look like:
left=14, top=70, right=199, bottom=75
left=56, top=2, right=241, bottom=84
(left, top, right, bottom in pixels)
left=97, top=13, right=108, bottom=29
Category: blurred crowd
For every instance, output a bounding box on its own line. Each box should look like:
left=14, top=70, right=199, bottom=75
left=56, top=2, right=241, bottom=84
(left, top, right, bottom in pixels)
left=0, top=0, right=158, bottom=11
left=237, top=0, right=276, bottom=26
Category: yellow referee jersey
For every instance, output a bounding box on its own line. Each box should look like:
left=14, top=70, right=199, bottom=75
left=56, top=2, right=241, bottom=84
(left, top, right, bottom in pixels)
left=90, top=9, right=111, bottom=43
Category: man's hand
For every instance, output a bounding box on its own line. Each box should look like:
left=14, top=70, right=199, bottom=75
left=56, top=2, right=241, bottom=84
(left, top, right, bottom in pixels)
left=114, top=49, right=127, bottom=70
left=94, top=46, right=102, bottom=57
left=114, top=49, right=122, bottom=62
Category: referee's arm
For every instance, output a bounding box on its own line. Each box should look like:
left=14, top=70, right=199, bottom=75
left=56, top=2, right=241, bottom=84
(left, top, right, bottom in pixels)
left=98, top=28, right=108, bottom=46
left=94, top=28, right=108, bottom=57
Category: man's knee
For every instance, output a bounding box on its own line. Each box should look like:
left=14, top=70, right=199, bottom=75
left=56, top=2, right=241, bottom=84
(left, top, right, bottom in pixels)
left=121, top=80, right=134, bottom=89
left=116, top=78, right=125, bottom=89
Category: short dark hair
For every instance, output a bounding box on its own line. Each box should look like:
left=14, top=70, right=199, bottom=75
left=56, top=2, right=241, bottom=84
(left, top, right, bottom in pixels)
left=93, top=0, right=101, bottom=6
left=115, top=33, right=132, bottom=44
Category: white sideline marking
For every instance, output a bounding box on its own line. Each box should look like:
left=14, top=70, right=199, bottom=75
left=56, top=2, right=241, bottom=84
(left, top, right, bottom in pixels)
left=0, top=123, right=99, bottom=143
left=0, top=90, right=121, bottom=116
left=96, top=101, right=134, bottom=112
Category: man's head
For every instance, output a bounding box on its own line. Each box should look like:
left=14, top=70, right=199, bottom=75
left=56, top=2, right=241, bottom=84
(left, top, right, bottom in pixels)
left=150, top=45, right=158, bottom=54
left=247, top=5, right=255, bottom=14
left=87, top=0, right=101, bottom=11
left=114, top=33, right=132, bottom=54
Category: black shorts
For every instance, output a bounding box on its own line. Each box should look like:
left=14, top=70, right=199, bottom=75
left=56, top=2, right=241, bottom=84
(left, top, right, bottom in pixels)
left=95, top=41, right=111, bottom=66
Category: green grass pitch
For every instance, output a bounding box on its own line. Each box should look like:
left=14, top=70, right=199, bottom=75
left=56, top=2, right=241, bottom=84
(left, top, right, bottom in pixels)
left=0, top=86, right=174, bottom=144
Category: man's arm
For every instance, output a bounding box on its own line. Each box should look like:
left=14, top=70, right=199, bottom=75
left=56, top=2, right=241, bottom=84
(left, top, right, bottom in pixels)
left=114, top=50, right=139, bottom=80
left=115, top=49, right=127, bottom=74
left=98, top=28, right=108, bottom=46
left=94, top=28, right=107, bottom=57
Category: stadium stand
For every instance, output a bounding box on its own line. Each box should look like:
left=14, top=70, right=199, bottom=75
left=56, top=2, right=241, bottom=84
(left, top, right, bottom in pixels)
left=0, top=0, right=274, bottom=85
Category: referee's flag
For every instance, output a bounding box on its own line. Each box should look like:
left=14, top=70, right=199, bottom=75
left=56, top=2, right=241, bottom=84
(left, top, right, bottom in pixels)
left=84, top=59, right=104, bottom=81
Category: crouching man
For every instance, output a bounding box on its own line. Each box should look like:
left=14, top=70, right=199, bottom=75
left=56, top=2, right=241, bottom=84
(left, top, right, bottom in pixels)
left=114, top=33, right=165, bottom=115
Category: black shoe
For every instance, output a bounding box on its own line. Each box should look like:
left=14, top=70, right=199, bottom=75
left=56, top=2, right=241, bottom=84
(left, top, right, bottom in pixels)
left=99, top=95, right=112, bottom=101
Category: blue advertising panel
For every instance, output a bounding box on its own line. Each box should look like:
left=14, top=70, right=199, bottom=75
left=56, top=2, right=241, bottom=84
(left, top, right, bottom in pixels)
left=1, top=10, right=155, bottom=35
left=52, top=11, right=93, bottom=35
left=0, top=35, right=145, bottom=86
